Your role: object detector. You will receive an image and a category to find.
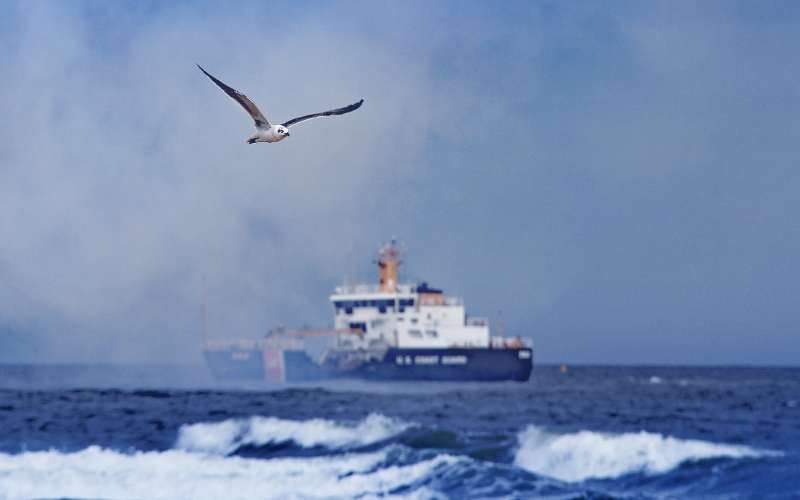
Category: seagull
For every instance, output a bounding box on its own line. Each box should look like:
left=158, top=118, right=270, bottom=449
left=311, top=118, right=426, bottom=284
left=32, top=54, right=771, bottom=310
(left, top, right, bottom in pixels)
left=198, top=65, right=363, bottom=144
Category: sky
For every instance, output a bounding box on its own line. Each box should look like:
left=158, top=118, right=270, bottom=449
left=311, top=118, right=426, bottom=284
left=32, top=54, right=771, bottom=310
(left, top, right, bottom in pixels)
left=1, top=1, right=799, bottom=365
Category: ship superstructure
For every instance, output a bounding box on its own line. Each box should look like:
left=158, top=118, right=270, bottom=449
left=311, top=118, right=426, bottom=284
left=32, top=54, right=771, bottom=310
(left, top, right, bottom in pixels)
left=204, top=239, right=532, bottom=382
left=329, top=240, right=491, bottom=351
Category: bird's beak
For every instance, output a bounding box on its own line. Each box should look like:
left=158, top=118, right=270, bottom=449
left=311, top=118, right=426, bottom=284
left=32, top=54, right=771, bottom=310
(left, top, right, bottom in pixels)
left=285, top=132, right=290, bottom=137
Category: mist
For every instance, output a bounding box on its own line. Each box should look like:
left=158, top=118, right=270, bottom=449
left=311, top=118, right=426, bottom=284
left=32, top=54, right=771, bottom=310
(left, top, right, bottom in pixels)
left=1, top=1, right=799, bottom=366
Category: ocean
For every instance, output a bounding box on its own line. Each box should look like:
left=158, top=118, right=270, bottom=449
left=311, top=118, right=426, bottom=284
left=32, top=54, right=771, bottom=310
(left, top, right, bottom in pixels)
left=0, top=364, right=797, bottom=499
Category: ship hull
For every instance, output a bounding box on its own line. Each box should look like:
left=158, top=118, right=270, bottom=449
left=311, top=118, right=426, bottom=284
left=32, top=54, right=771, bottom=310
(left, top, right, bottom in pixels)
left=204, top=346, right=532, bottom=382
left=350, top=348, right=533, bottom=381
left=203, top=348, right=266, bottom=380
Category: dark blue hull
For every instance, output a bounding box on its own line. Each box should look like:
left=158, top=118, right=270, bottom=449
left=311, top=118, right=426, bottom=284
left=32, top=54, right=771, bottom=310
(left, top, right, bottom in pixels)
left=204, top=348, right=265, bottom=379
left=205, top=346, right=532, bottom=382
left=358, top=348, right=533, bottom=381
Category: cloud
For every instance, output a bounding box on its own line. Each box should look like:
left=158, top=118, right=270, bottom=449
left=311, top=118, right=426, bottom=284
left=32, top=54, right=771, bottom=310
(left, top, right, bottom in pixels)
left=0, top=1, right=446, bottom=362
left=1, top=1, right=800, bottom=365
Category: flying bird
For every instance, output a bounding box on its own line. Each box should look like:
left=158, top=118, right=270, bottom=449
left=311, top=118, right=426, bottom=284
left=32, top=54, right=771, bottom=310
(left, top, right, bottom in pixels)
left=198, top=65, right=363, bottom=144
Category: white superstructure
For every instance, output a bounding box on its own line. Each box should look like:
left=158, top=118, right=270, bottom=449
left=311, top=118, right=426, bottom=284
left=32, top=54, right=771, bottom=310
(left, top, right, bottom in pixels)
left=329, top=240, right=490, bottom=350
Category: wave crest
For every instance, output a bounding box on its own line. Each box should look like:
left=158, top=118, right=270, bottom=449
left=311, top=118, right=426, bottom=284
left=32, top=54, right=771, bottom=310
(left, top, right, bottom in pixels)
left=513, top=425, right=779, bottom=482
left=175, top=413, right=414, bottom=455
left=0, top=445, right=456, bottom=500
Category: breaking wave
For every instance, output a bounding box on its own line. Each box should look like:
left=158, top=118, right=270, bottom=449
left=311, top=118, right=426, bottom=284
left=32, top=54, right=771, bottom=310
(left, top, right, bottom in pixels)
left=175, top=413, right=415, bottom=455
left=513, top=425, right=780, bottom=482
left=0, top=445, right=456, bottom=500
left=0, top=417, right=786, bottom=500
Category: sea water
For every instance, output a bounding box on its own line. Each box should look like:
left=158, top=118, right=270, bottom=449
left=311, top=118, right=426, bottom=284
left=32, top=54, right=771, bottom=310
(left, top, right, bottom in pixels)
left=0, top=365, right=797, bottom=499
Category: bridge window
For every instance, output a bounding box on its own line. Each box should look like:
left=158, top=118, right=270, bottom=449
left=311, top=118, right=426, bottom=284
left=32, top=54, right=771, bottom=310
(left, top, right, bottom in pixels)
left=408, top=329, right=422, bottom=338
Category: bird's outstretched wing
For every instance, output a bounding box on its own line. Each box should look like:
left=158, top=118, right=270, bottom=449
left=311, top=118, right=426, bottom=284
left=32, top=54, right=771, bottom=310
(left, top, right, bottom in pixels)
left=281, top=99, right=364, bottom=128
left=198, top=64, right=271, bottom=129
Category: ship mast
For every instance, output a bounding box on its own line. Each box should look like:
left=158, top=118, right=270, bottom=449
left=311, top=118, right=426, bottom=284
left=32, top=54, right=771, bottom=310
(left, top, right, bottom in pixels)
left=494, top=310, right=503, bottom=341
left=377, top=237, right=405, bottom=293
left=201, top=276, right=209, bottom=347
left=349, top=247, right=356, bottom=291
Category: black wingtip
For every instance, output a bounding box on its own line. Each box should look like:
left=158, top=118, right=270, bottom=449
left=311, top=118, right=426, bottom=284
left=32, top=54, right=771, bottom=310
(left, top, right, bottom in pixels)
left=348, top=99, right=364, bottom=112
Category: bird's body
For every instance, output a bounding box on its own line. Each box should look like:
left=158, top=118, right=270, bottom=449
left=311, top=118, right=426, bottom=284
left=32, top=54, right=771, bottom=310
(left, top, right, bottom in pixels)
left=247, top=126, right=289, bottom=144
left=198, top=65, right=363, bottom=143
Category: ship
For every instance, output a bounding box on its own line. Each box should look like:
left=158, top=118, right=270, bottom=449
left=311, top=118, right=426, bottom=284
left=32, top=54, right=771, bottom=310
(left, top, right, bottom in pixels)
left=203, top=240, right=533, bottom=382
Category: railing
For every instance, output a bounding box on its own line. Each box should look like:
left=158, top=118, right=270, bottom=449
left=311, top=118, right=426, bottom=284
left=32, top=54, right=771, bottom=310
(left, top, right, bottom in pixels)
left=204, top=336, right=305, bottom=351
left=205, top=335, right=534, bottom=352
left=335, top=284, right=380, bottom=295
left=334, top=283, right=418, bottom=295
left=490, top=336, right=534, bottom=349
left=466, top=316, right=488, bottom=326
left=204, top=338, right=263, bottom=351
left=332, top=285, right=468, bottom=309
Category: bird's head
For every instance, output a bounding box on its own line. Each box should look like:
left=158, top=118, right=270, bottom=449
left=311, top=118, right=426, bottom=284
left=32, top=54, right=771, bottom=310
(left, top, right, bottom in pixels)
left=278, top=126, right=289, bottom=137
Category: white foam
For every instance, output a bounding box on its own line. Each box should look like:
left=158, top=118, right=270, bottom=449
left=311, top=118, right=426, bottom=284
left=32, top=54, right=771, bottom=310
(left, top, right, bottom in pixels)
left=514, top=425, right=779, bottom=482
left=0, top=445, right=456, bottom=500
left=175, top=413, right=414, bottom=455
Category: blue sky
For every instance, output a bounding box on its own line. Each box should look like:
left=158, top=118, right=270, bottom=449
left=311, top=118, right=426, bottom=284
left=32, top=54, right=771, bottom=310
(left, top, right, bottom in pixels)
left=1, top=1, right=799, bottom=364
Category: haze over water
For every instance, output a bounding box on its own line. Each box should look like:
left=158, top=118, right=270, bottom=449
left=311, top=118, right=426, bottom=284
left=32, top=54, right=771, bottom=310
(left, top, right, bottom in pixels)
left=2, top=1, right=800, bottom=366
